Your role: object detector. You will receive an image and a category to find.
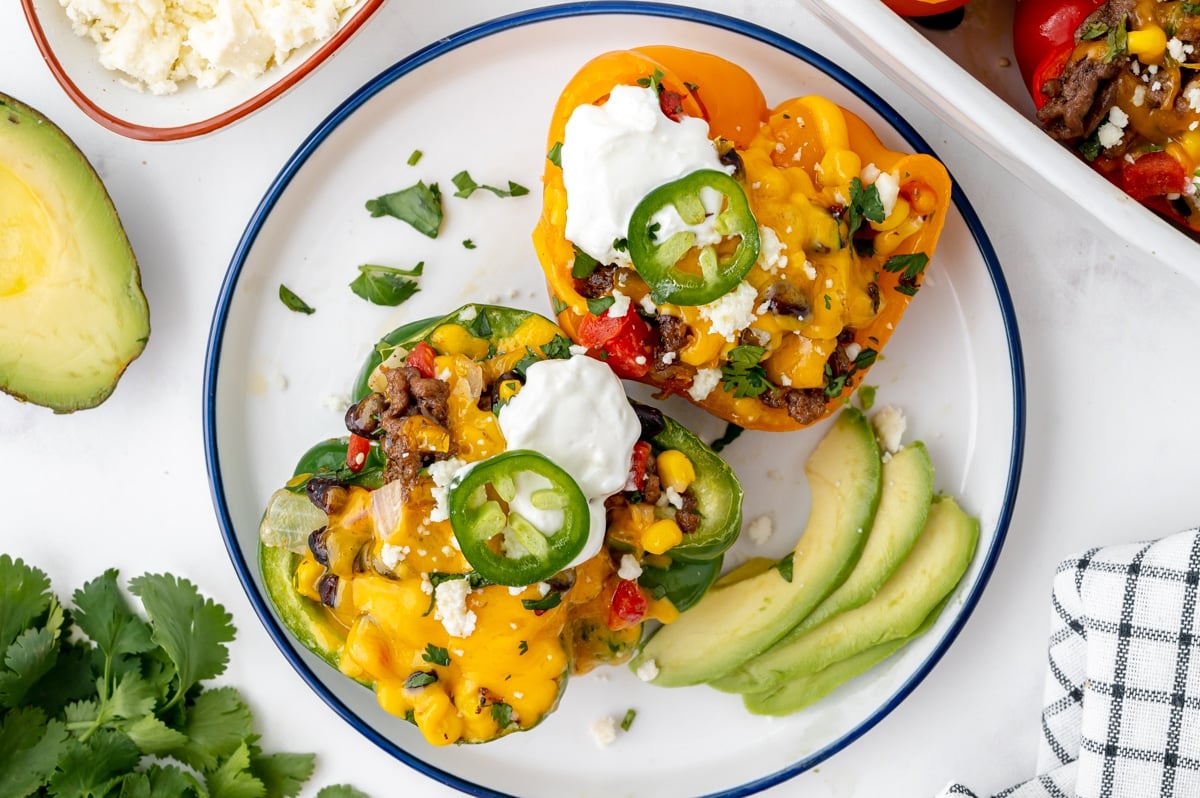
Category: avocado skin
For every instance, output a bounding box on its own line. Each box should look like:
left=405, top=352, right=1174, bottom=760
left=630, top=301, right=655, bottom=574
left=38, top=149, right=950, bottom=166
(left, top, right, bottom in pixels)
left=728, top=495, right=979, bottom=701
left=631, top=408, right=882, bottom=686
left=711, top=441, right=935, bottom=694
left=0, top=93, right=149, bottom=412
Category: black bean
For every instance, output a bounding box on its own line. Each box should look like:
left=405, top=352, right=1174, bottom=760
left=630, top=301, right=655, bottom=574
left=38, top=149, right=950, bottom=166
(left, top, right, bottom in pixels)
left=306, top=477, right=347, bottom=514
left=318, top=574, right=340, bottom=607
left=307, top=526, right=330, bottom=566
left=345, top=392, right=387, bottom=437
left=631, top=401, right=666, bottom=440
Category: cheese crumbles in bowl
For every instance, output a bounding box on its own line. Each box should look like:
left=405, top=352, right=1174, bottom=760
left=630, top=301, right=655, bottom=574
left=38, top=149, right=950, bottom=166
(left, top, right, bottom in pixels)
left=21, top=0, right=385, bottom=139
left=58, top=0, right=358, bottom=95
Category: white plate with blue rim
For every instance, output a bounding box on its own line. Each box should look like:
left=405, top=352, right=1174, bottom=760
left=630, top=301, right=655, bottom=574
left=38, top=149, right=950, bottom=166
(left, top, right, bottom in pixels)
left=203, top=3, right=1025, bottom=795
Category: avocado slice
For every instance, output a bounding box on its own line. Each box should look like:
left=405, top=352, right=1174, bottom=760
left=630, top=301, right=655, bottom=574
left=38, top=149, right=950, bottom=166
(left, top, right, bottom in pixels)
left=718, top=495, right=979, bottom=697
left=631, top=407, right=882, bottom=686
left=711, top=441, right=934, bottom=693
left=0, top=93, right=149, bottom=412
left=741, top=596, right=949, bottom=716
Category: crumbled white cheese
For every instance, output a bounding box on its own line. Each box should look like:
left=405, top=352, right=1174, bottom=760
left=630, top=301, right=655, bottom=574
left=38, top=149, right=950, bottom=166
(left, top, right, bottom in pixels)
left=1187, top=86, right=1200, bottom=114
left=433, top=579, right=477, bottom=638
left=697, top=280, right=759, bottom=341
left=843, top=342, right=862, bottom=362
left=874, top=170, right=901, bottom=219
left=660, top=486, right=685, bottom=510
left=801, top=260, right=817, bottom=281
left=860, top=162, right=881, bottom=184
left=608, top=289, right=632, bottom=318
left=687, top=367, right=722, bottom=401
left=380, top=544, right=410, bottom=570
left=1096, top=106, right=1129, bottom=149
left=427, top=457, right=468, bottom=523
left=617, top=554, right=643, bottom=580
left=872, top=405, right=907, bottom=455
left=757, top=226, right=788, bottom=273
left=61, top=0, right=357, bottom=95
left=661, top=351, right=676, bottom=365
left=638, top=294, right=658, bottom=314
left=458, top=305, right=478, bottom=321
left=537, top=581, right=551, bottom=597
left=590, top=716, right=618, bottom=748
left=635, top=658, right=660, bottom=682
left=747, top=515, right=774, bottom=545
left=1168, top=37, right=1187, bottom=63
left=1131, top=85, right=1147, bottom=108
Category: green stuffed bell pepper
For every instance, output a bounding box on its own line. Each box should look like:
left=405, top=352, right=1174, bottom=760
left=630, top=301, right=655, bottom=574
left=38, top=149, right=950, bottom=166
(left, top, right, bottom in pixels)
left=258, top=303, right=742, bottom=746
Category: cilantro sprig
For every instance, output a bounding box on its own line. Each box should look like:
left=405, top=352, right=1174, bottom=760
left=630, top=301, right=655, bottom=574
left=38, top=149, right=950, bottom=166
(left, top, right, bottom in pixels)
left=0, top=555, right=363, bottom=798
left=365, top=181, right=443, bottom=238
left=450, top=171, right=529, bottom=199
left=349, top=262, right=424, bottom=307
left=720, top=346, right=774, bottom=399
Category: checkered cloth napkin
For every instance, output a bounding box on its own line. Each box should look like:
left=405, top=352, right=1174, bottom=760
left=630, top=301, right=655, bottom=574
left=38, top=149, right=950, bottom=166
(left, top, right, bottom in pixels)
left=938, top=528, right=1200, bottom=798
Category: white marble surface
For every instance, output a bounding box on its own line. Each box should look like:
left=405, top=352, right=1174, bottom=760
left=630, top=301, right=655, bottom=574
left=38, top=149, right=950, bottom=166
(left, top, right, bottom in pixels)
left=3, top=1, right=1200, bottom=796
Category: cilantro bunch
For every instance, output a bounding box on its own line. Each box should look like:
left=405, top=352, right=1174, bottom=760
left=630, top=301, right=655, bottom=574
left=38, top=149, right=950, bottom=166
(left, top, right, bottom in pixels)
left=0, top=555, right=365, bottom=798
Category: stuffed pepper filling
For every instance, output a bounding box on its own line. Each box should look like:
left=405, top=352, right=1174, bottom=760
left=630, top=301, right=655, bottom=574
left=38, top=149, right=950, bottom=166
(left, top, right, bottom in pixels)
left=1034, top=0, right=1200, bottom=232
left=259, top=305, right=741, bottom=745
left=534, top=47, right=952, bottom=431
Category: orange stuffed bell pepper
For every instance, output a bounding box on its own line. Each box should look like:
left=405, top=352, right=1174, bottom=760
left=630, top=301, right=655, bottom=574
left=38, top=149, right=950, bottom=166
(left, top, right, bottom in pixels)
left=531, top=47, right=953, bottom=432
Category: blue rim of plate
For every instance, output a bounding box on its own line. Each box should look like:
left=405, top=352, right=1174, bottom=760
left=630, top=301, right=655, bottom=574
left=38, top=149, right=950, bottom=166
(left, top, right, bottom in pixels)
left=203, top=2, right=1026, bottom=795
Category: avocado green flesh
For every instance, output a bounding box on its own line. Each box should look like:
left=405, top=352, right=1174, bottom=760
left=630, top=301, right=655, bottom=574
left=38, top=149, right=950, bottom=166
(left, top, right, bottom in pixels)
left=631, top=408, right=881, bottom=686
left=711, top=441, right=934, bottom=694
left=741, top=596, right=949, bottom=716
left=0, top=93, right=149, bottom=412
left=718, top=496, right=979, bottom=696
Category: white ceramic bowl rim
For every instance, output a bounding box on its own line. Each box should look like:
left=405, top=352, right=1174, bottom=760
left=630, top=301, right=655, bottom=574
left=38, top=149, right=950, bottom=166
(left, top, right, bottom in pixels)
left=202, top=3, right=1027, bottom=795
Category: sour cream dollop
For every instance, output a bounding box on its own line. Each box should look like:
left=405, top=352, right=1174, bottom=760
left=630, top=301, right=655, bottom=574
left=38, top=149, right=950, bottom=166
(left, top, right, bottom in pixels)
left=561, top=84, right=729, bottom=268
left=497, top=355, right=641, bottom=568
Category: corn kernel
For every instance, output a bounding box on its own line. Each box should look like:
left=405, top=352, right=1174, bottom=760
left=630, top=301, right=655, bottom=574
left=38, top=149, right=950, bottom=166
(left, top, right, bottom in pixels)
left=869, top=197, right=911, bottom=232
left=294, top=557, right=325, bottom=602
left=817, top=149, right=862, bottom=187
left=656, top=450, right=696, bottom=493
left=1176, top=132, right=1200, bottom=166
left=1128, top=26, right=1167, bottom=61
left=642, top=519, right=684, bottom=555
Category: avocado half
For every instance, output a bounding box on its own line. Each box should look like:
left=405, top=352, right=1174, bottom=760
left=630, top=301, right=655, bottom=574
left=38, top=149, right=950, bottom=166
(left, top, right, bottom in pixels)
left=0, top=93, right=150, bottom=413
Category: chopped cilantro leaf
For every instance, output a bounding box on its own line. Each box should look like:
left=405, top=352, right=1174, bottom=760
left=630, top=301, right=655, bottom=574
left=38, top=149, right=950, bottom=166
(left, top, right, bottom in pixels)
left=365, top=181, right=443, bottom=238
left=349, top=263, right=423, bottom=306
left=882, top=253, right=929, bottom=296
left=720, top=346, right=773, bottom=399
left=846, top=177, right=886, bottom=238
left=620, top=708, right=637, bottom=731
left=547, top=141, right=563, bottom=168
left=490, top=702, right=514, bottom=728
left=775, top=554, right=795, bottom=583
left=451, top=170, right=530, bottom=199
left=403, top=671, right=438, bottom=689
left=540, top=334, right=574, bottom=360
left=278, top=284, right=315, bottom=315
left=422, top=644, right=450, bottom=666
left=587, top=296, right=616, bottom=316
left=522, top=592, right=562, bottom=612
left=407, top=149, right=423, bottom=166
left=571, top=245, right=601, bottom=279
left=463, top=239, right=476, bottom=249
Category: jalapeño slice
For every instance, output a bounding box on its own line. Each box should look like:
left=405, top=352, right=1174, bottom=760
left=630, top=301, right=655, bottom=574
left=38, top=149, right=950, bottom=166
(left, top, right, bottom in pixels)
left=627, top=169, right=760, bottom=306
left=447, top=450, right=590, bottom=586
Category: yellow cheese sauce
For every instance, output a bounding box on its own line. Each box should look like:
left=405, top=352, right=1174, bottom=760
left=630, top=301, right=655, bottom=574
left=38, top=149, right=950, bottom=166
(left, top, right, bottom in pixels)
left=285, top=315, right=694, bottom=745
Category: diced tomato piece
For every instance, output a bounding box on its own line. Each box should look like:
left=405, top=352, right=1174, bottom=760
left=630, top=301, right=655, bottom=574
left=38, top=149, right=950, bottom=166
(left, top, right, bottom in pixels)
left=607, top=579, right=648, bottom=631
left=659, top=89, right=685, bottom=122
left=626, top=441, right=652, bottom=492
left=346, top=433, right=371, bottom=473
left=577, top=310, right=652, bottom=379
left=1120, top=151, right=1189, bottom=203
left=405, top=341, right=438, bottom=379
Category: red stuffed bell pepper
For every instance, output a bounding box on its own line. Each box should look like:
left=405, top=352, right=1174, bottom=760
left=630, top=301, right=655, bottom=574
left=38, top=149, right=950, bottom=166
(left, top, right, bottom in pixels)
left=1014, top=0, right=1200, bottom=234
left=531, top=47, right=952, bottom=432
